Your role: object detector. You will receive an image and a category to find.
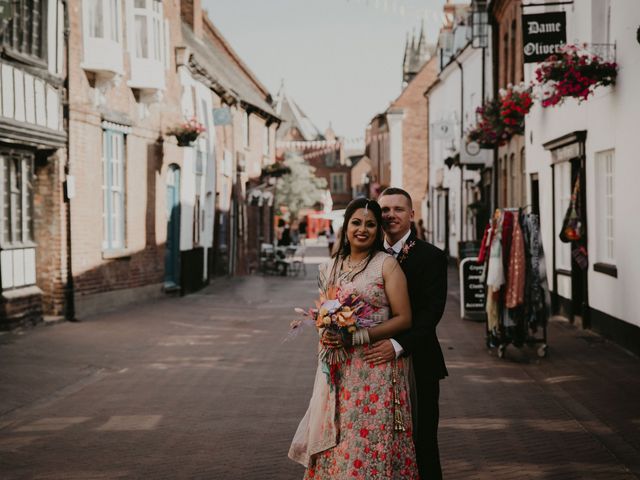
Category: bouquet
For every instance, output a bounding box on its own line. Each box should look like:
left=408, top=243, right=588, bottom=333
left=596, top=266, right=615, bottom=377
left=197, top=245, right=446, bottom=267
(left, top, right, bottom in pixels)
left=289, top=283, right=375, bottom=384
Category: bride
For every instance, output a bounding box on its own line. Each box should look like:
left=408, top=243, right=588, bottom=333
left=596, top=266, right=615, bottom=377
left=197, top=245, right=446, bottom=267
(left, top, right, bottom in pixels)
left=289, top=198, right=419, bottom=479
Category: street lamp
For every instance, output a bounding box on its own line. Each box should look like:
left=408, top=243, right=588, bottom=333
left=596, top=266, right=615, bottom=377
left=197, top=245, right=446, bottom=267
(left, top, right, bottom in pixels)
left=471, top=1, right=489, bottom=49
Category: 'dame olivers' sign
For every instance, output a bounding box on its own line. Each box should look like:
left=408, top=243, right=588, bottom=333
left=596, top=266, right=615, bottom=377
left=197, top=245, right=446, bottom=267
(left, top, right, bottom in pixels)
left=522, top=11, right=566, bottom=63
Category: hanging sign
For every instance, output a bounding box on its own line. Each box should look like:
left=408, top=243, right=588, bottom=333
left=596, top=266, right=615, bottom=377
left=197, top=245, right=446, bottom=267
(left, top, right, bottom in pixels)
left=522, top=11, right=566, bottom=63
left=213, top=107, right=232, bottom=126
left=459, top=257, right=486, bottom=320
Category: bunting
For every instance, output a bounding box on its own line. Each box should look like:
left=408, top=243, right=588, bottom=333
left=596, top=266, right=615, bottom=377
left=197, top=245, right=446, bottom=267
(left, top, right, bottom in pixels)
left=344, top=0, right=443, bottom=23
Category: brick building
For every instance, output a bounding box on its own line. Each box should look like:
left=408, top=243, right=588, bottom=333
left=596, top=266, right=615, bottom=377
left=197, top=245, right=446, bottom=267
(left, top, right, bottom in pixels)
left=274, top=84, right=351, bottom=210
left=490, top=0, right=527, bottom=209
left=0, top=1, right=67, bottom=327
left=62, top=0, right=278, bottom=320
left=365, top=26, right=437, bottom=221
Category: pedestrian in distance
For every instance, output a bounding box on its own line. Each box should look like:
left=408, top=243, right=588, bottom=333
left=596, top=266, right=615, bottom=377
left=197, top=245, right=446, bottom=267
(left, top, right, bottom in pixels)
left=289, top=197, right=418, bottom=478
left=371, top=187, right=448, bottom=480
left=325, top=223, right=336, bottom=255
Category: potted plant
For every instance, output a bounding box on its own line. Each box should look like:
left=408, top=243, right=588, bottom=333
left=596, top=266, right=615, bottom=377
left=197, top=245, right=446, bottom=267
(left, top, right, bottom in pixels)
left=535, top=44, right=618, bottom=107
left=168, top=117, right=206, bottom=146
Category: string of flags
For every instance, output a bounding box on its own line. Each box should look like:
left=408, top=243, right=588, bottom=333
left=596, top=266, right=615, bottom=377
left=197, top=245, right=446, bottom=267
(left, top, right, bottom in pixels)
left=343, top=0, right=447, bottom=24
left=277, top=131, right=391, bottom=159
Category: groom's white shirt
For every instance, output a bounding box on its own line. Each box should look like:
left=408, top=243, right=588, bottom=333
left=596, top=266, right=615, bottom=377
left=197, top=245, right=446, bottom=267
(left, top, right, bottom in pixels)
left=383, top=229, right=412, bottom=359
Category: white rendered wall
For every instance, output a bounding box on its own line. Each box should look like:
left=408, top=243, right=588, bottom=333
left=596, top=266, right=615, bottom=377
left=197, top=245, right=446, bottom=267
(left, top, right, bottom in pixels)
left=524, top=0, right=640, bottom=327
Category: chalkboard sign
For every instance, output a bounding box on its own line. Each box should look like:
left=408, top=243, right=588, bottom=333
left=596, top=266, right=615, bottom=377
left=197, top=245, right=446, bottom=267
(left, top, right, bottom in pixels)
left=459, top=257, right=486, bottom=320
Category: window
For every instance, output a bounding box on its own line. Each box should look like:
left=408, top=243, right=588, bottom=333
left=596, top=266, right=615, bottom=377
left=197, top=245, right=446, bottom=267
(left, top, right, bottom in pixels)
left=554, top=162, right=571, bottom=270
left=263, top=125, right=270, bottom=157
left=509, top=153, right=517, bottom=206
left=242, top=110, right=250, bottom=148
left=1, top=153, right=34, bottom=247
left=1, top=0, right=46, bottom=63
left=437, top=192, right=446, bottom=244
left=193, top=195, right=201, bottom=246
left=520, top=148, right=527, bottom=207
left=595, top=149, right=615, bottom=264
left=133, top=0, right=164, bottom=61
left=86, top=0, right=120, bottom=42
left=0, top=152, right=35, bottom=291
left=102, top=130, right=126, bottom=250
left=330, top=173, right=347, bottom=194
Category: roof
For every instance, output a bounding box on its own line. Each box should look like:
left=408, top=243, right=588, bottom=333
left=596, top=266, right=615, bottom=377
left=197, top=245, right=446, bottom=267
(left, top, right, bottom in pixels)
left=274, top=82, right=323, bottom=141
left=181, top=24, right=278, bottom=119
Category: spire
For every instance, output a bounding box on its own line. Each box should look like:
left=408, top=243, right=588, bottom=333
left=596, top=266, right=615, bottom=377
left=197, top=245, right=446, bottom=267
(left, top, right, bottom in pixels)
left=402, top=32, right=410, bottom=75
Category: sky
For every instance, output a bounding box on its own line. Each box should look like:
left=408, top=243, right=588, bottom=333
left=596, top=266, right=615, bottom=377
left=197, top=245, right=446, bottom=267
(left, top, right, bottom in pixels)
left=202, top=0, right=456, bottom=142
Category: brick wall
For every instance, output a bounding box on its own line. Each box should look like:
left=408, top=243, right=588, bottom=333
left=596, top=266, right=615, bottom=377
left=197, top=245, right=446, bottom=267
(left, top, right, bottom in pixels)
left=67, top=0, right=184, bottom=314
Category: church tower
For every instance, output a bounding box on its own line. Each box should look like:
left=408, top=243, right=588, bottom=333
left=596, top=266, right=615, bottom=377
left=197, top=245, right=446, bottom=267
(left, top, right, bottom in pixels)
left=402, top=21, right=434, bottom=88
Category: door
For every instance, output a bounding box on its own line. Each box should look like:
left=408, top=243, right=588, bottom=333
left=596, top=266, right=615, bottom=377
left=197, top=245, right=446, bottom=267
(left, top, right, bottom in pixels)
left=165, top=165, right=181, bottom=289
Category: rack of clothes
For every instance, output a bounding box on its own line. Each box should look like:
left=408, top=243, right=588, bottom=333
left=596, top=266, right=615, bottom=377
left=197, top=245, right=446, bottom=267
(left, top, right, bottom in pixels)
left=477, top=207, right=550, bottom=359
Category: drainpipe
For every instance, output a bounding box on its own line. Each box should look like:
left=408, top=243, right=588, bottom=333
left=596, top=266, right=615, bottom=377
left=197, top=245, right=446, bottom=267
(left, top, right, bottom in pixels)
left=454, top=59, right=464, bottom=249
left=63, top=1, right=76, bottom=321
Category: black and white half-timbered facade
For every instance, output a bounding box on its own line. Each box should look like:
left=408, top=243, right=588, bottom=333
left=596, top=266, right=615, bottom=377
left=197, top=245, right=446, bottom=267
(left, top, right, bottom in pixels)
left=0, top=1, right=67, bottom=326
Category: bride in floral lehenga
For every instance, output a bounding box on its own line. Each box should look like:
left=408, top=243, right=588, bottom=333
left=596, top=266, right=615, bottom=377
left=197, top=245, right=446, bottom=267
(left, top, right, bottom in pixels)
left=289, top=198, right=419, bottom=479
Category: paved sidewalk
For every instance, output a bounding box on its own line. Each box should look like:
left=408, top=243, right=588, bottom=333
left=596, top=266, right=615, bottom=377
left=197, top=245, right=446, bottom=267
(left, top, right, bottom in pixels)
left=0, top=245, right=638, bottom=479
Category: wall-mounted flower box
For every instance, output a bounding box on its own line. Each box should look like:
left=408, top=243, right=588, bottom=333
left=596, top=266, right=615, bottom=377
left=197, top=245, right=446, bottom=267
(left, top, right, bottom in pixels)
left=535, top=44, right=618, bottom=107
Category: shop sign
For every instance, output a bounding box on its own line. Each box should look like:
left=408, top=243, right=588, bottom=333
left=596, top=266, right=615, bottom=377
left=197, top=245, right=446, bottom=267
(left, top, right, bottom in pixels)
left=459, top=257, right=486, bottom=320
left=522, top=11, right=566, bottom=63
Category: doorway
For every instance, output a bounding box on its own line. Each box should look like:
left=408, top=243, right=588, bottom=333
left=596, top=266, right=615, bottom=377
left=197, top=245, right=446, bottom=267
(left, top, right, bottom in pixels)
left=165, top=164, right=181, bottom=290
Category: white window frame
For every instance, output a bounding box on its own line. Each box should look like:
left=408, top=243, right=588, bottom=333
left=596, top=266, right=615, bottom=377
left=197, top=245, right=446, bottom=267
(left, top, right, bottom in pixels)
left=330, top=172, right=347, bottom=194
left=595, top=149, right=615, bottom=265
left=132, top=0, right=164, bottom=62
left=554, top=162, right=571, bottom=270
left=263, top=124, right=270, bottom=157
left=0, top=152, right=36, bottom=291
left=85, top=0, right=121, bottom=42
left=242, top=110, right=250, bottom=149
left=102, top=129, right=126, bottom=251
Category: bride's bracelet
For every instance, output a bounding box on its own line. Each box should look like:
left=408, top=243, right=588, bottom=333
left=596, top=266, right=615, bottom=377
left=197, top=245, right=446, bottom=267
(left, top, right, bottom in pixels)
left=352, top=328, right=370, bottom=346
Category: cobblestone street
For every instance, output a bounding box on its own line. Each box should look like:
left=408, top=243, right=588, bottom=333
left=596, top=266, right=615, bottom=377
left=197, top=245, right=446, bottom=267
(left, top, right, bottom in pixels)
left=1, top=246, right=639, bottom=479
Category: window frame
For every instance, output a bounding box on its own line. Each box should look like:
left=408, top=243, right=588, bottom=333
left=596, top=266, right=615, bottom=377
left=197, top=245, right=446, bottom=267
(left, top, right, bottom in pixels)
left=0, top=151, right=35, bottom=249
left=1, top=0, right=48, bottom=68
left=595, top=149, right=616, bottom=267
left=330, top=172, right=347, bottom=194
left=85, top=0, right=122, bottom=43
left=132, top=0, right=164, bottom=62
left=102, top=129, right=127, bottom=252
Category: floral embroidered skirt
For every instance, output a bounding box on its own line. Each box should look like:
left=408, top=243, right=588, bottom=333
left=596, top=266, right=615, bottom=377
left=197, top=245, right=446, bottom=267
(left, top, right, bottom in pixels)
left=304, top=345, right=419, bottom=479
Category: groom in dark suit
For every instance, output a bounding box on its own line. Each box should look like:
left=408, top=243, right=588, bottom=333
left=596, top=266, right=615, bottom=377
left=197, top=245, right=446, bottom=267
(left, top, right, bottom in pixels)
left=365, top=187, right=448, bottom=479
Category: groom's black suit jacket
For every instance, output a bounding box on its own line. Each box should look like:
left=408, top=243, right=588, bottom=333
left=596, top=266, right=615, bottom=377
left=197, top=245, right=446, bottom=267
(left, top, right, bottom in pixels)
left=394, top=233, right=448, bottom=380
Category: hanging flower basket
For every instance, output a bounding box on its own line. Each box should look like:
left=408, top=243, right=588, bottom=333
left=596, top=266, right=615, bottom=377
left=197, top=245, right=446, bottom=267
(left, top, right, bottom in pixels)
left=466, top=83, right=532, bottom=148
left=499, top=83, right=533, bottom=137
left=535, top=44, right=618, bottom=107
left=466, top=98, right=509, bottom=148
left=168, top=117, right=206, bottom=146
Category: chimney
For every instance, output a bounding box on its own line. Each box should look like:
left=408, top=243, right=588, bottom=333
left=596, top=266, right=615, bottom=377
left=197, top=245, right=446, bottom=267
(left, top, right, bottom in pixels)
left=181, top=0, right=203, bottom=38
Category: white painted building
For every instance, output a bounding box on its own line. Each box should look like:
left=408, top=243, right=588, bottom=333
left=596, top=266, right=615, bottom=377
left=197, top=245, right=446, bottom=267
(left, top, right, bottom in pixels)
left=524, top=0, right=640, bottom=354
left=426, top=14, right=493, bottom=259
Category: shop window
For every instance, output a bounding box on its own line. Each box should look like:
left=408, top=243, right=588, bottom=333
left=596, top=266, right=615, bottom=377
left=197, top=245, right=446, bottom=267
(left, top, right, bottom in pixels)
left=554, top=162, right=571, bottom=270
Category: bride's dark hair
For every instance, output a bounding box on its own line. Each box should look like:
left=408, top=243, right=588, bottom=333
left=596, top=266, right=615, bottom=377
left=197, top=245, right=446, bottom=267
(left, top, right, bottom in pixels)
left=328, top=198, right=385, bottom=283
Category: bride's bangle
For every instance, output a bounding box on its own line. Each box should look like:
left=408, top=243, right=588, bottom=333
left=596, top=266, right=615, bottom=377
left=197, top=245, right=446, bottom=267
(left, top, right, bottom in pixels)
left=352, top=328, right=370, bottom=346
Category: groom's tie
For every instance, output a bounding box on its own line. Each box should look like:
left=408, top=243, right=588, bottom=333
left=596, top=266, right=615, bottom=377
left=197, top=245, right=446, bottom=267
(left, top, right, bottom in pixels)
left=386, top=247, right=396, bottom=256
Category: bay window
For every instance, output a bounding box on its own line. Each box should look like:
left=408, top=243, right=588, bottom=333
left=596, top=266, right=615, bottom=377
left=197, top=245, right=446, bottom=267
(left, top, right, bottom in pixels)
left=82, top=0, right=123, bottom=74
left=128, top=0, right=166, bottom=90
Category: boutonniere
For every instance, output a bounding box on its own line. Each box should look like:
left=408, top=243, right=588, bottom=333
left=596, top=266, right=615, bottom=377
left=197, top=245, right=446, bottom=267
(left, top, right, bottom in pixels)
left=397, top=240, right=416, bottom=264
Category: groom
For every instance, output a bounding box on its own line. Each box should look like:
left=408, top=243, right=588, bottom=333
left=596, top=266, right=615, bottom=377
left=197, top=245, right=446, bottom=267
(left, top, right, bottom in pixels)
left=366, top=187, right=448, bottom=479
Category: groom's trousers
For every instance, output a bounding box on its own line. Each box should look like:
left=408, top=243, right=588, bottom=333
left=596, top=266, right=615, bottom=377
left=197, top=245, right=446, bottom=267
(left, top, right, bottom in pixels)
left=415, top=379, right=442, bottom=480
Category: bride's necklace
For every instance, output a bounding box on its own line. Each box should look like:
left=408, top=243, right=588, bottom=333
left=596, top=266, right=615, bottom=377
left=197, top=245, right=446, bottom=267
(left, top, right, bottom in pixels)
left=344, top=254, right=367, bottom=271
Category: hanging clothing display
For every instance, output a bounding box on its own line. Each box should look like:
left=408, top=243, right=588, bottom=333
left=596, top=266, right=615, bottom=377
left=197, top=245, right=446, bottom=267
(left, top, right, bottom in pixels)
left=478, top=208, right=549, bottom=358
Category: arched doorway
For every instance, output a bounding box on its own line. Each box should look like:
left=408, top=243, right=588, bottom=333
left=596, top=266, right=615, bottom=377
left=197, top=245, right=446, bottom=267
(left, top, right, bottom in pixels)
left=165, top=164, right=181, bottom=290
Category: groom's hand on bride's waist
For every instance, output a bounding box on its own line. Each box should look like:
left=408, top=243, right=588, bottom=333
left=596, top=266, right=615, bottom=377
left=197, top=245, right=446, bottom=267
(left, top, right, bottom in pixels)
left=363, top=340, right=395, bottom=365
